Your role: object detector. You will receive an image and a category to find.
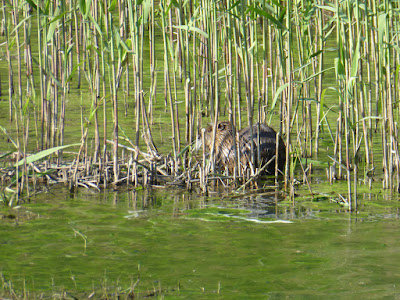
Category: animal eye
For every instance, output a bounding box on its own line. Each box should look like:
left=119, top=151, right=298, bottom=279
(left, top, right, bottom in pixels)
left=218, top=123, right=225, bottom=131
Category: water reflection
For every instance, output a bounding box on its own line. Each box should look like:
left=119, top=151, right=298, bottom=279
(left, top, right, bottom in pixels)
left=68, top=185, right=400, bottom=223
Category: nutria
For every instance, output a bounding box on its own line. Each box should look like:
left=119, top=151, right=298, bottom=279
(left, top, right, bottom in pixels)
left=204, top=121, right=286, bottom=175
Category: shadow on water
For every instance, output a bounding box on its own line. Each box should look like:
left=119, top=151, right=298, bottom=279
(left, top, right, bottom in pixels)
left=2, top=186, right=400, bottom=299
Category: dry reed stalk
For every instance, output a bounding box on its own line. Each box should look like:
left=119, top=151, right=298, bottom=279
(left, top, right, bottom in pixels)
left=201, top=128, right=207, bottom=194
left=109, top=13, right=120, bottom=183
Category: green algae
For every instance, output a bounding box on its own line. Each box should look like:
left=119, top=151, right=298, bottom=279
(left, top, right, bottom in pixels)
left=2, top=188, right=400, bottom=298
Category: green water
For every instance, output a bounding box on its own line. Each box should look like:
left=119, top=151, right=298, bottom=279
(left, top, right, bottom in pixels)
left=2, top=187, right=400, bottom=299
left=0, top=6, right=399, bottom=299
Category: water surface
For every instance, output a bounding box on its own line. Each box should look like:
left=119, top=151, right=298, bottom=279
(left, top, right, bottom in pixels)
left=1, top=186, right=400, bottom=299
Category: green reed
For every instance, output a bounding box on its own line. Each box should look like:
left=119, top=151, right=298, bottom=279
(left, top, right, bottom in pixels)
left=1, top=0, right=400, bottom=199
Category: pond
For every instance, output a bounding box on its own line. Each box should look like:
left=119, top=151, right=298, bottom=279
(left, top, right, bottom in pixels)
left=1, top=1, right=400, bottom=298
left=2, top=185, right=400, bottom=299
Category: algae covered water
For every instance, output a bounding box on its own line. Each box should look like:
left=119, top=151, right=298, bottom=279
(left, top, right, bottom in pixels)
left=2, top=1, right=400, bottom=298
left=2, top=187, right=400, bottom=299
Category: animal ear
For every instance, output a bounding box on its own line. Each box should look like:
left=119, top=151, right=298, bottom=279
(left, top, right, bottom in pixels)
left=217, top=122, right=225, bottom=131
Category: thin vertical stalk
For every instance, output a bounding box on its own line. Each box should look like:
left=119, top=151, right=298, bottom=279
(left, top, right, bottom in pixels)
left=285, top=0, right=292, bottom=188
left=110, top=14, right=119, bottom=183
left=2, top=0, right=13, bottom=122
left=160, top=0, right=178, bottom=174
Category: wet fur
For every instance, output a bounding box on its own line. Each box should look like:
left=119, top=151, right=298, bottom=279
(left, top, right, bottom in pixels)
left=205, top=121, right=286, bottom=174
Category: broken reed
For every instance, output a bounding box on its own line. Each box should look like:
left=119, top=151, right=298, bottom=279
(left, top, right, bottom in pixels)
left=1, top=0, right=400, bottom=200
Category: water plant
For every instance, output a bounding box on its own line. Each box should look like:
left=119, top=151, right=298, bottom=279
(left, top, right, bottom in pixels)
left=0, top=0, right=399, bottom=207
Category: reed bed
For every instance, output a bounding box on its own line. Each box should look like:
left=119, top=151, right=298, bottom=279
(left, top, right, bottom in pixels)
left=0, top=0, right=399, bottom=207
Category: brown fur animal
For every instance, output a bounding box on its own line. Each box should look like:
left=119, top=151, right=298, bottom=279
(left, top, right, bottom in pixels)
left=204, top=121, right=286, bottom=175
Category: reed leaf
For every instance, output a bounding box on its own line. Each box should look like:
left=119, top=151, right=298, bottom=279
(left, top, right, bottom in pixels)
left=14, top=143, right=81, bottom=167
left=172, top=25, right=209, bottom=39
left=246, top=5, right=287, bottom=32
